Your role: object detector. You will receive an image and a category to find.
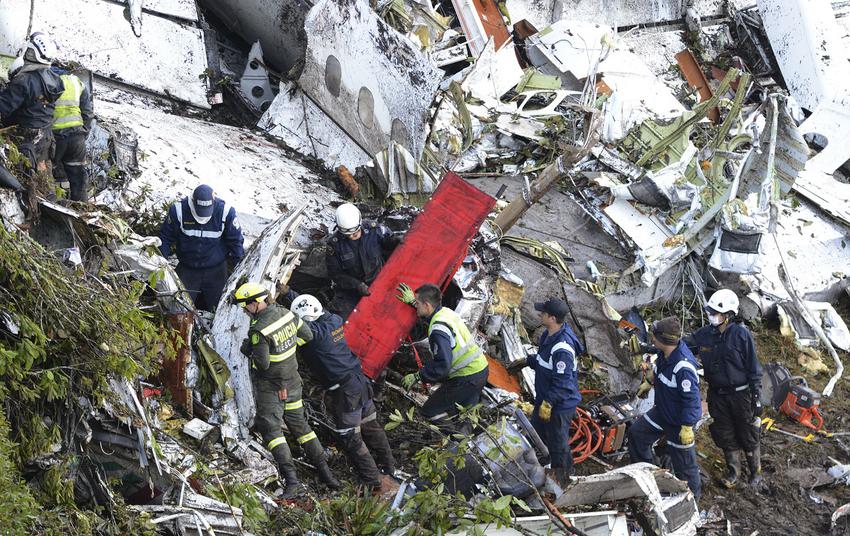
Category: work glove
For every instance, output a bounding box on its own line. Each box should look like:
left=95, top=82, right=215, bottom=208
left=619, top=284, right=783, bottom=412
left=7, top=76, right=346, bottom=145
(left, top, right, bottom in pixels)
left=401, top=372, right=420, bottom=390
left=357, top=281, right=371, bottom=296
left=636, top=379, right=653, bottom=399
left=240, top=338, right=252, bottom=358
left=276, top=282, right=290, bottom=296
left=751, top=390, right=763, bottom=418
left=538, top=400, right=553, bottom=423
left=505, top=357, right=528, bottom=373
left=396, top=282, right=415, bottom=305
left=679, top=425, right=695, bottom=445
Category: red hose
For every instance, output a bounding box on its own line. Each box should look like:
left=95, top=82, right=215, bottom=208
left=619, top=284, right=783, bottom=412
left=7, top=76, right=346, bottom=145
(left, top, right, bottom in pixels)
left=567, top=390, right=606, bottom=463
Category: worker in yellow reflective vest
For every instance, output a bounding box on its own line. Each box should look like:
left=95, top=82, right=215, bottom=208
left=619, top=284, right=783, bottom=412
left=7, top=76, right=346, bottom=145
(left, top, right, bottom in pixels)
left=234, top=282, right=340, bottom=497
left=397, top=282, right=489, bottom=431
left=51, top=68, right=92, bottom=201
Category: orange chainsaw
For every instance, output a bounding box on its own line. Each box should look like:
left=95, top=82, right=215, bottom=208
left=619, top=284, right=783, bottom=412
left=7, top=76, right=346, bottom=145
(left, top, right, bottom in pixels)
left=765, top=363, right=824, bottom=430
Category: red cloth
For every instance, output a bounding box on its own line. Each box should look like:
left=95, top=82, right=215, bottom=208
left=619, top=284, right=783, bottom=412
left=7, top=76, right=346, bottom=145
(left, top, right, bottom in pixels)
left=344, top=172, right=496, bottom=378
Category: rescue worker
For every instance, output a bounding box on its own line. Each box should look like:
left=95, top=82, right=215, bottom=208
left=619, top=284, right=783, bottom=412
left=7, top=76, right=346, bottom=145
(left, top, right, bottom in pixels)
left=51, top=67, right=93, bottom=201
left=396, top=282, right=489, bottom=430
left=0, top=33, right=64, bottom=175
left=290, top=294, right=398, bottom=493
left=628, top=317, right=702, bottom=498
left=326, top=203, right=396, bottom=319
left=689, top=289, right=763, bottom=487
left=506, top=298, right=583, bottom=487
left=234, top=283, right=340, bottom=497
left=159, top=185, right=244, bottom=311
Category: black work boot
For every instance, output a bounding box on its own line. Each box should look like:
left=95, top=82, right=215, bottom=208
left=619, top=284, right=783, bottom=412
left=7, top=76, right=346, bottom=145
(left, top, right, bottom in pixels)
left=302, top=438, right=341, bottom=490
left=273, top=446, right=306, bottom=498
left=745, top=448, right=764, bottom=486
left=553, top=466, right=572, bottom=488
left=316, top=460, right=341, bottom=490
left=721, top=449, right=742, bottom=488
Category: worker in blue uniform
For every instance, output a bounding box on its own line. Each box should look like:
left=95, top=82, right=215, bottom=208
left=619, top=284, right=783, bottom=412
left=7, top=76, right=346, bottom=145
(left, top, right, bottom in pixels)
left=397, top=283, right=489, bottom=431
left=507, top=298, right=583, bottom=487
left=629, top=316, right=703, bottom=499
left=326, top=203, right=397, bottom=319
left=289, top=293, right=398, bottom=494
left=159, top=184, right=244, bottom=311
left=689, top=289, right=763, bottom=487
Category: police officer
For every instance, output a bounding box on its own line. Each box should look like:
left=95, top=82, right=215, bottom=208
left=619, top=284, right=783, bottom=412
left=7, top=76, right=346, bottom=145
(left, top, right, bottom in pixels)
left=629, top=317, right=702, bottom=499
left=396, top=283, right=489, bottom=431
left=51, top=67, right=93, bottom=201
left=0, top=33, right=64, bottom=176
left=290, top=294, right=398, bottom=493
left=326, top=203, right=396, bottom=319
left=507, top=298, right=583, bottom=487
left=234, top=283, right=340, bottom=497
left=159, top=185, right=244, bottom=311
left=689, top=289, right=763, bottom=487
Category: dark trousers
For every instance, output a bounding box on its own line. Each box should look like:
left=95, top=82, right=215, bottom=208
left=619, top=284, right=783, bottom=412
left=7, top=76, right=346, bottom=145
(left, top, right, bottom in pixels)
left=708, top=389, right=759, bottom=452
left=421, top=367, right=489, bottom=427
left=628, top=408, right=701, bottom=499
left=176, top=261, right=228, bottom=312
left=254, top=379, right=326, bottom=468
left=329, top=374, right=395, bottom=486
left=531, top=406, right=575, bottom=474
left=17, top=127, right=55, bottom=172
left=53, top=131, right=88, bottom=201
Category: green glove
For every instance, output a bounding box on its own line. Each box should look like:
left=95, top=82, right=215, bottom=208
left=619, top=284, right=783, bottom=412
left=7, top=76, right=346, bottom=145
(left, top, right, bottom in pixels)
left=538, top=400, right=553, bottom=422
left=396, top=282, right=415, bottom=305
left=679, top=425, right=694, bottom=445
left=401, top=372, right=420, bottom=390
left=636, top=379, right=652, bottom=399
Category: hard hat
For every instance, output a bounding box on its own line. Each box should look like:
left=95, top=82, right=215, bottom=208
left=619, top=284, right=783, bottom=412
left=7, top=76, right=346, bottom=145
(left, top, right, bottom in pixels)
left=189, top=184, right=215, bottom=224
left=335, top=203, right=361, bottom=235
left=291, top=294, right=323, bottom=322
left=8, top=56, right=24, bottom=78
left=23, top=32, right=58, bottom=65
left=705, top=289, right=739, bottom=315
left=233, top=282, right=269, bottom=307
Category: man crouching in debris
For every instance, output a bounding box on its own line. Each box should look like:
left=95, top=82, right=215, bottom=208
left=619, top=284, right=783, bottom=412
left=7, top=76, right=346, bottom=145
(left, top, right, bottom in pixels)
left=507, top=298, right=583, bottom=487
left=233, top=283, right=341, bottom=497
left=159, top=185, right=244, bottom=312
left=396, top=282, right=489, bottom=432
left=689, top=289, right=763, bottom=488
left=289, top=293, right=399, bottom=495
left=629, top=317, right=702, bottom=499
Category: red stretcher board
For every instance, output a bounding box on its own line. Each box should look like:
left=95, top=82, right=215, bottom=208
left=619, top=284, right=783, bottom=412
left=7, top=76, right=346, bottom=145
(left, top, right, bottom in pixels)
left=344, top=172, right=496, bottom=379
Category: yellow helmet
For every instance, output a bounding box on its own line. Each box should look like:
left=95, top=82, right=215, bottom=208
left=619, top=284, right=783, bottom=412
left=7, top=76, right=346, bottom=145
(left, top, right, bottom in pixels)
left=233, top=282, right=269, bottom=307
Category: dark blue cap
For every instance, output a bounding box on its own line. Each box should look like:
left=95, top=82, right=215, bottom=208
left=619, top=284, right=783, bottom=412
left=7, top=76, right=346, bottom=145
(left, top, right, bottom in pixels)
left=192, top=184, right=215, bottom=218
left=534, top=298, right=569, bottom=317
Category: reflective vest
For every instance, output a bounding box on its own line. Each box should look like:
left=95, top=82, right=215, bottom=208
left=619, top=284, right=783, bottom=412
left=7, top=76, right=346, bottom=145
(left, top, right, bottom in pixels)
left=428, top=307, right=487, bottom=379
left=251, top=306, right=307, bottom=363
left=52, top=74, right=84, bottom=130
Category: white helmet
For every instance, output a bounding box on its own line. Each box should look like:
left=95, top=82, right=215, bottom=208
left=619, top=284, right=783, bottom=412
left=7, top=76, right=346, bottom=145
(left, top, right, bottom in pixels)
left=335, top=203, right=361, bottom=235
left=705, top=289, right=739, bottom=315
left=291, top=294, right=323, bottom=322
left=22, top=32, right=58, bottom=65
left=8, top=56, right=24, bottom=78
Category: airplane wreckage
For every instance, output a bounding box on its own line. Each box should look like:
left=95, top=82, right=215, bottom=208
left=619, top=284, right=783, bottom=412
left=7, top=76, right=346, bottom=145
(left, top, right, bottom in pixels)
left=1, top=0, right=850, bottom=534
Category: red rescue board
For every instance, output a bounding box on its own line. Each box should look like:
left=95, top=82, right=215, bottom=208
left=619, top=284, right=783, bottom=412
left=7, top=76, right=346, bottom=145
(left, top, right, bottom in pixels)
left=345, top=172, right=496, bottom=379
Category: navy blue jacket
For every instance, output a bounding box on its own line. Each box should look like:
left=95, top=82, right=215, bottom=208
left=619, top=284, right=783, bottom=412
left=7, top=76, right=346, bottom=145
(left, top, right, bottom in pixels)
left=652, top=342, right=702, bottom=427
left=158, top=197, right=244, bottom=269
left=300, top=312, right=362, bottom=388
left=689, top=322, right=761, bottom=391
left=0, top=64, right=64, bottom=129
left=326, top=220, right=394, bottom=290
left=532, top=324, right=583, bottom=414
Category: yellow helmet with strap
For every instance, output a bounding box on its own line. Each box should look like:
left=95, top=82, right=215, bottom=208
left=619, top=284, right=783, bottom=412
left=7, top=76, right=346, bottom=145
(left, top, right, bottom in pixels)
left=233, top=282, right=268, bottom=307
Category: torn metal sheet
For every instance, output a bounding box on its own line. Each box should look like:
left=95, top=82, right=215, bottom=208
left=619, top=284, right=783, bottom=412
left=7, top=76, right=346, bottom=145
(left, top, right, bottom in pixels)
left=141, top=488, right=247, bottom=535
left=449, top=511, right=628, bottom=536
left=296, top=0, right=442, bottom=159
left=505, top=0, right=724, bottom=30
left=126, top=0, right=200, bottom=21
left=778, top=301, right=850, bottom=352
left=461, top=39, right=525, bottom=107
left=363, top=141, right=438, bottom=201
left=0, top=0, right=212, bottom=108
left=212, top=208, right=306, bottom=438
left=452, top=0, right=512, bottom=57
left=240, top=41, right=275, bottom=113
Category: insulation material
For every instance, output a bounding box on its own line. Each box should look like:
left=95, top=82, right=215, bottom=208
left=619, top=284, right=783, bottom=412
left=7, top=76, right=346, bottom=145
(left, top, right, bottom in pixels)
left=779, top=301, right=850, bottom=352
left=0, top=0, right=212, bottom=108
left=345, top=173, right=496, bottom=379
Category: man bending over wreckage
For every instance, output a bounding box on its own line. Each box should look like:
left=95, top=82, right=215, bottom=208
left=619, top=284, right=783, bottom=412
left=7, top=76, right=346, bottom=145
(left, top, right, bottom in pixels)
left=233, top=282, right=340, bottom=498
left=630, top=317, right=702, bottom=499
left=396, top=282, right=489, bottom=432
left=507, top=298, right=583, bottom=488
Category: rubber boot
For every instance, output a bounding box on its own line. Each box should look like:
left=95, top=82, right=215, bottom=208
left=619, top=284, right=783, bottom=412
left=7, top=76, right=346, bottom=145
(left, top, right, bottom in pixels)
left=302, top=437, right=341, bottom=489
left=745, top=448, right=764, bottom=486
left=273, top=446, right=306, bottom=498
left=316, top=460, right=342, bottom=490
left=553, top=466, right=572, bottom=488
left=721, top=449, right=742, bottom=488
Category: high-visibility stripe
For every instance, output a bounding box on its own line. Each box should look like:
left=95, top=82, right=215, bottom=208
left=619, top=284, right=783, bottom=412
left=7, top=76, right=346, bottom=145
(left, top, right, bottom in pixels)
left=259, top=312, right=296, bottom=336
left=174, top=202, right=225, bottom=238
left=284, top=399, right=303, bottom=411
left=657, top=372, right=677, bottom=388
left=673, top=360, right=699, bottom=379
left=269, top=346, right=297, bottom=362
left=668, top=440, right=695, bottom=449
left=297, top=431, right=317, bottom=444
left=333, top=425, right=359, bottom=435
left=268, top=436, right=287, bottom=450
left=644, top=413, right=663, bottom=431
left=428, top=308, right=487, bottom=379
left=296, top=337, right=308, bottom=346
